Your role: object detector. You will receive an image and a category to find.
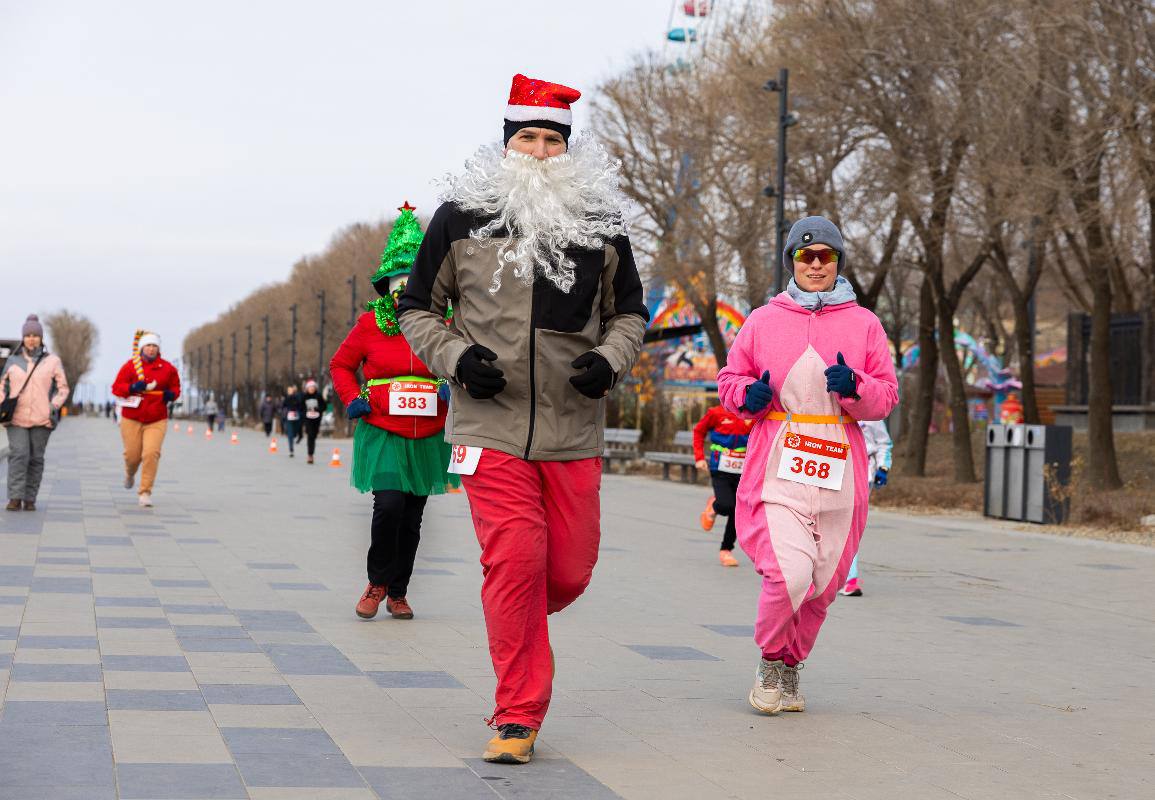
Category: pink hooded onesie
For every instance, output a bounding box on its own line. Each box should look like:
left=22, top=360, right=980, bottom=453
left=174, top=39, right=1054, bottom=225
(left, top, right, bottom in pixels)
left=716, top=293, right=898, bottom=663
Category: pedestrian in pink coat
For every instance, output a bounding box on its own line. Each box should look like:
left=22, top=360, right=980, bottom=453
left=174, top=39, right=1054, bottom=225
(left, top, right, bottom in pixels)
left=716, top=217, right=898, bottom=715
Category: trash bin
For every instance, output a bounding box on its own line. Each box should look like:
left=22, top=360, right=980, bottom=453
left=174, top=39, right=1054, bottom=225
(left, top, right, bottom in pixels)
left=1023, top=425, right=1073, bottom=524
left=1004, top=425, right=1027, bottom=521
left=984, top=424, right=1008, bottom=518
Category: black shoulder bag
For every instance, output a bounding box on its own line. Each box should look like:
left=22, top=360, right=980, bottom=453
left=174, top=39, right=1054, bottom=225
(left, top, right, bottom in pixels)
left=0, top=353, right=45, bottom=426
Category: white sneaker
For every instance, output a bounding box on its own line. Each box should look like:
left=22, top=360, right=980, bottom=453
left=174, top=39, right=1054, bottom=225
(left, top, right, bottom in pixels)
left=138, top=492, right=153, bottom=507
left=779, top=663, right=806, bottom=712
left=748, top=658, right=784, bottom=715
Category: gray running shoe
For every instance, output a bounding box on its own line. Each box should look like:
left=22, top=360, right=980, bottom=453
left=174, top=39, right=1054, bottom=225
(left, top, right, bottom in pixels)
left=124, top=473, right=135, bottom=490
left=748, top=658, right=784, bottom=715
left=780, top=662, right=806, bottom=712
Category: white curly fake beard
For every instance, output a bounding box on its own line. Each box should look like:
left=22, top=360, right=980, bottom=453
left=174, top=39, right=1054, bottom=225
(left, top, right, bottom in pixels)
left=438, top=133, right=629, bottom=294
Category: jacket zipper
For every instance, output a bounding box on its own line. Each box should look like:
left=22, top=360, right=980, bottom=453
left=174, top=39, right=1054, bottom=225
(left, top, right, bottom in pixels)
left=524, top=300, right=538, bottom=460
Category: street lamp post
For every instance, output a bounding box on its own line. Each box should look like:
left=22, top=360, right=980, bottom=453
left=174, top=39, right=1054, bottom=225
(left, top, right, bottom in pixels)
left=289, top=304, right=298, bottom=381
left=763, top=68, right=799, bottom=295
left=245, top=323, right=253, bottom=416
left=262, top=315, right=270, bottom=392
left=316, top=289, right=327, bottom=382
left=347, top=276, right=357, bottom=327
left=230, top=331, right=237, bottom=415
left=217, top=337, right=224, bottom=402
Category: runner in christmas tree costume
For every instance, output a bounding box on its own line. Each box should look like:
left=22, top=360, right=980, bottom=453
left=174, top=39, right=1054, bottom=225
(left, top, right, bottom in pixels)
left=399, top=74, right=648, bottom=764
left=330, top=202, right=459, bottom=621
left=716, top=216, right=898, bottom=715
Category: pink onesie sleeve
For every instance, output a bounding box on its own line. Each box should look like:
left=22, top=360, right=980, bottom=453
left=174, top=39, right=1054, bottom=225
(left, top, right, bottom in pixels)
left=716, top=311, right=770, bottom=421
left=837, top=316, right=898, bottom=422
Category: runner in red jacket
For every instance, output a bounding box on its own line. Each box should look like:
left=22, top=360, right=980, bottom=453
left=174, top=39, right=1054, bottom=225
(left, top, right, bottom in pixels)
left=692, top=405, right=754, bottom=566
left=329, top=203, right=458, bottom=621
left=111, top=331, right=180, bottom=507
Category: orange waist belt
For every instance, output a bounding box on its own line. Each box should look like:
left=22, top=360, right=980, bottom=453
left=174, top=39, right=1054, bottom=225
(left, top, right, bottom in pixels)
left=767, top=411, right=856, bottom=425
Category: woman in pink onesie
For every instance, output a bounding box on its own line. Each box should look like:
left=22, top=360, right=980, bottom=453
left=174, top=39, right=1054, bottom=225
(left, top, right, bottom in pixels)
left=716, top=216, right=898, bottom=715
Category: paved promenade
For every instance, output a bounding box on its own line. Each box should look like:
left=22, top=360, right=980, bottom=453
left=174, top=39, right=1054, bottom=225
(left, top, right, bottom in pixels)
left=0, top=417, right=1152, bottom=799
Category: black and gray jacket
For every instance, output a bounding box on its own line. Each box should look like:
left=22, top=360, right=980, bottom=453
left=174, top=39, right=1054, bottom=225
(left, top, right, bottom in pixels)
left=398, top=201, right=649, bottom=461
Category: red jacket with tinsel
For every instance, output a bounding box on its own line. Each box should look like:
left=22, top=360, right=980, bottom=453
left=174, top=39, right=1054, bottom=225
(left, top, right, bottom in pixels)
left=692, top=405, right=754, bottom=469
left=111, top=357, right=181, bottom=424
left=329, top=311, right=448, bottom=439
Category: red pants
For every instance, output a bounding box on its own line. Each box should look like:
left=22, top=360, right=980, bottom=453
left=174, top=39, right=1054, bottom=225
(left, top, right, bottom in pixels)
left=461, top=450, right=602, bottom=730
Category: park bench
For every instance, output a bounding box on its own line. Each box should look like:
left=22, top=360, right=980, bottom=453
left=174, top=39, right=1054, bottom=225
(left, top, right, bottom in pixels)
left=603, top=428, right=642, bottom=473
left=644, top=430, right=700, bottom=484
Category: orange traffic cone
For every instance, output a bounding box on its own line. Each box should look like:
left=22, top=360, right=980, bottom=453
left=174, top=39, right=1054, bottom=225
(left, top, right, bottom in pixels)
left=230, top=432, right=238, bottom=445
left=173, top=422, right=180, bottom=432
left=269, top=438, right=278, bottom=454
left=204, top=428, right=213, bottom=439
left=186, top=424, right=193, bottom=435
left=329, top=448, right=342, bottom=467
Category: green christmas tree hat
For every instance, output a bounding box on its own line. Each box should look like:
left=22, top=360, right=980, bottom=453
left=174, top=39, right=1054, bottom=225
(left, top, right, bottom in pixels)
left=370, top=201, right=424, bottom=288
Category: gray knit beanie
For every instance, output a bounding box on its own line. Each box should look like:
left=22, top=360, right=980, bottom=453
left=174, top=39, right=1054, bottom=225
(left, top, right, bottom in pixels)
left=782, top=216, right=846, bottom=273
left=22, top=314, right=44, bottom=338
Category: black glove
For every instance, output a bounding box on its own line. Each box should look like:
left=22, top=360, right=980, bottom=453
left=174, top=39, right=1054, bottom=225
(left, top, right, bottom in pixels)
left=824, top=352, right=860, bottom=399
left=162, top=390, right=176, bottom=403
left=456, top=345, right=506, bottom=400
left=742, top=371, right=773, bottom=413
left=346, top=398, right=371, bottom=419
left=569, top=351, right=615, bottom=399
left=130, top=380, right=147, bottom=393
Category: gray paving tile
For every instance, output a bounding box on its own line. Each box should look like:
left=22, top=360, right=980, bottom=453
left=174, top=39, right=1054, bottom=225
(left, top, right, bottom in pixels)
left=360, top=766, right=496, bottom=799
left=106, top=689, right=207, bottom=710
left=117, top=763, right=247, bottom=799
left=0, top=626, right=18, bottom=640
left=1079, top=563, right=1134, bottom=570
left=18, top=635, right=98, bottom=649
left=38, top=546, right=87, bottom=553
left=232, top=752, right=364, bottom=788
left=0, top=786, right=116, bottom=799
left=411, top=568, right=455, bottom=575
left=0, top=701, right=108, bottom=725
left=0, top=566, right=35, bottom=586
left=0, top=653, right=11, bottom=668
left=201, top=684, right=301, bottom=705
left=91, top=566, right=146, bottom=574
left=943, top=616, right=1022, bottom=627
left=234, top=609, right=314, bottom=633
left=178, top=637, right=261, bottom=653
left=164, top=603, right=228, bottom=614
left=0, top=723, right=113, bottom=787
left=261, top=643, right=360, bottom=675
left=151, top=579, right=211, bottom=588
left=367, top=670, right=465, bottom=689
left=102, top=655, right=190, bottom=672
left=626, top=645, right=720, bottom=661
left=701, top=624, right=755, bottom=637
left=10, top=662, right=103, bottom=682
left=421, top=556, right=471, bottom=563
left=172, top=625, right=249, bottom=638
left=37, top=556, right=90, bottom=565
left=95, top=596, right=161, bottom=607
left=221, top=726, right=340, bottom=754
left=175, top=538, right=219, bottom=544
left=268, top=582, right=328, bottom=591
left=0, top=596, right=26, bottom=605
left=97, top=616, right=171, bottom=629
left=30, top=577, right=93, bottom=593
left=245, top=562, right=299, bottom=570
left=86, top=536, right=132, bottom=546
left=464, top=757, right=623, bottom=799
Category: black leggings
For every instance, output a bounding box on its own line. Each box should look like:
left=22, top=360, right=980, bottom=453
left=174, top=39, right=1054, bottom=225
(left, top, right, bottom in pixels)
left=368, top=490, right=428, bottom=599
left=263, top=421, right=273, bottom=436
left=710, top=471, right=740, bottom=551
left=304, top=420, right=321, bottom=457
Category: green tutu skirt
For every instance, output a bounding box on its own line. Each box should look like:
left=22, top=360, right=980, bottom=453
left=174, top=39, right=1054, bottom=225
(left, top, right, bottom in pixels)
left=351, top=422, right=461, bottom=495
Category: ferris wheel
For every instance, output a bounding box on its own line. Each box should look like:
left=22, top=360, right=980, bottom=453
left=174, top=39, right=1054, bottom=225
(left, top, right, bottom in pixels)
left=664, top=1, right=714, bottom=64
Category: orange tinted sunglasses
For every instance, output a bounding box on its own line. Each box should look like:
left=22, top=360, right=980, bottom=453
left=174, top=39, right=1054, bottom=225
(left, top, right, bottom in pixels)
left=792, top=247, right=840, bottom=265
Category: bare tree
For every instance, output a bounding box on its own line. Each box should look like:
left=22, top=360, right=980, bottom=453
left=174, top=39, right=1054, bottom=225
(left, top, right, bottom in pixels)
left=44, top=309, right=98, bottom=393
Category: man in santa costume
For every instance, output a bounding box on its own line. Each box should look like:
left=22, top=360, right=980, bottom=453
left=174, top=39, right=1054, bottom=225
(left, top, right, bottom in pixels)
left=399, top=73, right=648, bottom=764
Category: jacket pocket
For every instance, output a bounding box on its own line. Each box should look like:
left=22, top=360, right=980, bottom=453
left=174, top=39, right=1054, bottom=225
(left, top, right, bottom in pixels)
left=533, top=249, right=602, bottom=334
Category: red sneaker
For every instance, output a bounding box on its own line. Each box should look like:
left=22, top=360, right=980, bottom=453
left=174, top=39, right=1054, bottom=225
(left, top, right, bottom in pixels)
left=356, top=584, right=387, bottom=618
left=386, top=596, right=414, bottom=619
left=700, top=496, right=717, bottom=531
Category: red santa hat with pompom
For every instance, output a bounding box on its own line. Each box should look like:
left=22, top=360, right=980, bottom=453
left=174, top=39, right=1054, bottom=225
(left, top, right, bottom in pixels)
left=503, top=73, right=582, bottom=147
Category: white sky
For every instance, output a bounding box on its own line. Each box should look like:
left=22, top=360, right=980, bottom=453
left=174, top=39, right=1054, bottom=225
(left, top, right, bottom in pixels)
left=0, top=0, right=682, bottom=399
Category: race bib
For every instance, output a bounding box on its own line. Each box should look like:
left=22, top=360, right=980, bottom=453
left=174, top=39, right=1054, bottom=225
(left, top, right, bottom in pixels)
left=116, top=396, right=142, bottom=408
left=717, top=450, right=745, bottom=474
left=286, top=411, right=299, bottom=421
left=775, top=432, right=848, bottom=490
left=388, top=381, right=437, bottom=417
left=447, top=445, right=482, bottom=476
left=306, top=411, right=320, bottom=419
